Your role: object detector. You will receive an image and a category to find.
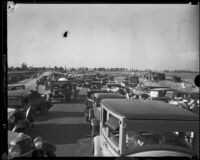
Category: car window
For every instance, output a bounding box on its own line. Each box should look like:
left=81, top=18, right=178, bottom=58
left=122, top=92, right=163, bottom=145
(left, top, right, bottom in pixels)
left=105, top=115, right=120, bottom=147
left=125, top=131, right=195, bottom=151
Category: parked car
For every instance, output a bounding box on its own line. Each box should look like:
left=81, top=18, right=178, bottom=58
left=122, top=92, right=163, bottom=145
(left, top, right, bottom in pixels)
left=8, top=90, right=51, bottom=117
left=90, top=81, right=102, bottom=90
left=131, top=85, right=170, bottom=99
left=148, top=88, right=176, bottom=103
left=89, top=93, right=125, bottom=137
left=85, top=89, right=109, bottom=122
left=8, top=131, right=56, bottom=158
left=8, top=84, right=25, bottom=91
left=127, top=82, right=138, bottom=89
left=106, top=83, right=121, bottom=93
left=172, top=75, right=182, bottom=83
left=83, top=79, right=92, bottom=87
left=129, top=75, right=139, bottom=83
left=8, top=106, right=34, bottom=133
left=50, top=80, right=72, bottom=103
left=93, top=99, right=199, bottom=157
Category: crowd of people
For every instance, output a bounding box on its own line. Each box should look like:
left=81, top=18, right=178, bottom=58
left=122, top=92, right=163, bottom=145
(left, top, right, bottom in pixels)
left=168, top=94, right=199, bottom=114
left=115, top=83, right=199, bottom=115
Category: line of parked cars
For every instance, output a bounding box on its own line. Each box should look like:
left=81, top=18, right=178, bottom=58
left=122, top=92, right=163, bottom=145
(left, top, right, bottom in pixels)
left=83, top=74, right=199, bottom=158
left=7, top=82, right=56, bottom=158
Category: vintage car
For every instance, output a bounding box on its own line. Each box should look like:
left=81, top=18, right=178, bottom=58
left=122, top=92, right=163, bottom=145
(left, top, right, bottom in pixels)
left=8, top=131, right=56, bottom=158
left=70, top=82, right=80, bottom=99
left=106, top=83, right=121, bottom=93
left=130, top=85, right=170, bottom=99
left=172, top=75, right=182, bottom=83
left=50, top=80, right=72, bottom=103
left=148, top=88, right=176, bottom=103
left=90, top=81, right=102, bottom=90
left=127, top=82, right=138, bottom=89
left=89, top=93, right=125, bottom=137
left=8, top=90, right=51, bottom=117
left=129, top=75, right=139, bottom=83
left=8, top=105, right=34, bottom=133
left=93, top=99, right=199, bottom=157
left=37, top=75, right=50, bottom=86
left=85, top=89, right=109, bottom=122
left=8, top=84, right=25, bottom=91
left=83, top=79, right=92, bottom=87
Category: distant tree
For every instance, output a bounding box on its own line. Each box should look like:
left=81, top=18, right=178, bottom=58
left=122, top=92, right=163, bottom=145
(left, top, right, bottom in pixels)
left=21, top=63, right=29, bottom=71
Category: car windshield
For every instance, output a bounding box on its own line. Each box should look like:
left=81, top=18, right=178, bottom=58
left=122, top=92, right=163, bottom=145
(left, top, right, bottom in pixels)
left=125, top=131, right=195, bottom=151
left=8, top=97, right=22, bottom=106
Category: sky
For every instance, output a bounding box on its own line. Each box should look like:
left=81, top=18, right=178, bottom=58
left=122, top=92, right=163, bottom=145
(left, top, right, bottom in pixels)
left=7, top=4, right=199, bottom=71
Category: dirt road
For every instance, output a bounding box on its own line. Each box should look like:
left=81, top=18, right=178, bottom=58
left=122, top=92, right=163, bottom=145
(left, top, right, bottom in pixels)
left=21, top=72, right=93, bottom=156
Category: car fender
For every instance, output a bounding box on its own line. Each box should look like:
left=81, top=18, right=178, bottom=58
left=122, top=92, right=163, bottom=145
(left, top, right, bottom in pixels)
left=93, top=135, right=102, bottom=157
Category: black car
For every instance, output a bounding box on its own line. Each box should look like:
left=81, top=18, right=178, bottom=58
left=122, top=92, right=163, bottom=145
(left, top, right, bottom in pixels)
left=50, top=80, right=72, bottom=103
left=8, top=131, right=56, bottom=158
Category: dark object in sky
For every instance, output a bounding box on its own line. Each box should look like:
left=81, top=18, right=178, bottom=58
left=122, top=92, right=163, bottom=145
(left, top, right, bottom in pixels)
left=63, top=31, right=68, bottom=38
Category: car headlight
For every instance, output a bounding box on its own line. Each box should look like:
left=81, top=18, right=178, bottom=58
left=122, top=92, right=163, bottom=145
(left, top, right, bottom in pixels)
left=9, top=145, right=21, bottom=158
left=33, top=136, right=43, bottom=149
left=41, top=94, right=45, bottom=97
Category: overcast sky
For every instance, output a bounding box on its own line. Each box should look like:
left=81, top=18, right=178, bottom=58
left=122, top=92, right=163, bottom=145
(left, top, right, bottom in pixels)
left=7, top=4, right=199, bottom=71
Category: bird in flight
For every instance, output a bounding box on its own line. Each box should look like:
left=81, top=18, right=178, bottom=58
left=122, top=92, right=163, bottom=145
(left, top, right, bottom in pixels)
left=63, top=31, right=68, bottom=38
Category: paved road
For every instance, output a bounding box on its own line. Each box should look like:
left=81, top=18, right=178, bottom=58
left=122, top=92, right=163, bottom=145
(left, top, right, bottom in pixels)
left=19, top=72, right=93, bottom=156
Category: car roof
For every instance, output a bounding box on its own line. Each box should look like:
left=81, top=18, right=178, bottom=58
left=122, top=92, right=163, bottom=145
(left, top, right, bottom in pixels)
left=94, top=93, right=124, bottom=99
left=8, top=90, right=31, bottom=97
left=101, top=99, right=199, bottom=121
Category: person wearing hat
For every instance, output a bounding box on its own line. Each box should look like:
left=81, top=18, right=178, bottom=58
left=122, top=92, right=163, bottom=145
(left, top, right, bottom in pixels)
left=187, top=96, right=195, bottom=111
